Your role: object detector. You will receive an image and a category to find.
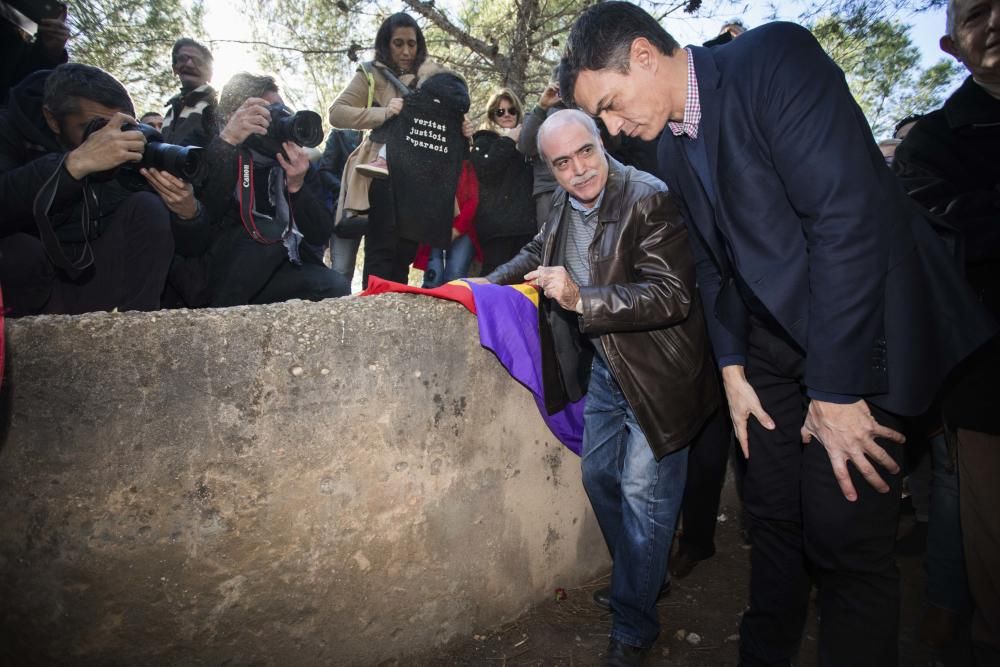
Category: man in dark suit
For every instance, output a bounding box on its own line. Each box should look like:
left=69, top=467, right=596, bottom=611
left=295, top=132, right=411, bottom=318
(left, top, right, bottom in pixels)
left=558, top=3, right=997, bottom=665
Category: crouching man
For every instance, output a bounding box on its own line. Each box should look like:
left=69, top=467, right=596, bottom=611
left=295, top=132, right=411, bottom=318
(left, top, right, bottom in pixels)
left=190, top=73, right=350, bottom=306
left=0, top=63, right=175, bottom=315
left=479, top=109, right=718, bottom=665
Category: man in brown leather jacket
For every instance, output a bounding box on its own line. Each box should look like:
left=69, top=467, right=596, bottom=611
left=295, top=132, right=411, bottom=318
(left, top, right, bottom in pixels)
left=482, top=109, right=718, bottom=666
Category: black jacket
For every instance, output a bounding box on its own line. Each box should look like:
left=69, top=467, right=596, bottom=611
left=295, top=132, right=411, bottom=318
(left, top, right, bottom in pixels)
left=161, top=84, right=219, bottom=148
left=658, top=23, right=996, bottom=417
left=894, top=76, right=1000, bottom=432
left=895, top=76, right=1000, bottom=313
left=470, top=130, right=535, bottom=243
left=1, top=19, right=67, bottom=106
left=384, top=71, right=469, bottom=249
left=0, top=69, right=132, bottom=244
left=187, top=137, right=336, bottom=306
left=487, top=159, right=718, bottom=458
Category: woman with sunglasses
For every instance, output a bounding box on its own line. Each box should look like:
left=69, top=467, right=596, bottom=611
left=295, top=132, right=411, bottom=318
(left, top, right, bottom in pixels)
left=469, top=88, right=536, bottom=274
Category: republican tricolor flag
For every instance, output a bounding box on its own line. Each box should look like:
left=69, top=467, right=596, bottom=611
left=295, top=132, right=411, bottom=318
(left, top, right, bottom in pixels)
left=362, top=277, right=585, bottom=454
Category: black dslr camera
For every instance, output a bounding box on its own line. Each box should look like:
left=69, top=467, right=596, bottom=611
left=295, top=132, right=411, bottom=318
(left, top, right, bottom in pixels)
left=81, top=118, right=207, bottom=191
left=244, top=103, right=324, bottom=156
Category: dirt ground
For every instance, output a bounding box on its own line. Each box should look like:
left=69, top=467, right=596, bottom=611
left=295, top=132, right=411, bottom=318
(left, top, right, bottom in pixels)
left=415, top=482, right=975, bottom=667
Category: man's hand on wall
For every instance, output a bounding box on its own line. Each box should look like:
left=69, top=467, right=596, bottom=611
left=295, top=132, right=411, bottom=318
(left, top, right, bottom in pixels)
left=277, top=142, right=310, bottom=193
left=801, top=399, right=905, bottom=502
left=141, top=168, right=199, bottom=220
left=525, top=266, right=580, bottom=312
left=64, top=113, right=145, bottom=180
left=721, top=364, right=775, bottom=460
left=220, top=98, right=271, bottom=146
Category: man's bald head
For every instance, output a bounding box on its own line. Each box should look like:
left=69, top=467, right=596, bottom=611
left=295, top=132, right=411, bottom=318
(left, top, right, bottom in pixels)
left=537, top=109, right=602, bottom=164
left=538, top=109, right=609, bottom=208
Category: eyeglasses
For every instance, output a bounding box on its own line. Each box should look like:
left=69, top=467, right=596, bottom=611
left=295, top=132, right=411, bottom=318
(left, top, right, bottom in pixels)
left=492, top=107, right=517, bottom=118
left=174, top=53, right=205, bottom=67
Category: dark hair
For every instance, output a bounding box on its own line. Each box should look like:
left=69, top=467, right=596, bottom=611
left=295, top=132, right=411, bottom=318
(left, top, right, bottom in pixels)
left=893, top=114, right=923, bottom=138
left=559, top=1, right=679, bottom=106
left=373, top=13, right=427, bottom=75
left=171, top=37, right=214, bottom=65
left=140, top=111, right=163, bottom=120
left=43, top=63, right=135, bottom=120
left=720, top=19, right=748, bottom=34
left=218, top=73, right=279, bottom=120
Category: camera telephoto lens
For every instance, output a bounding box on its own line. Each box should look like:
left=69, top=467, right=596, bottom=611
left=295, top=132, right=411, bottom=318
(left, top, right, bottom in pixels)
left=143, top=142, right=207, bottom=183
left=288, top=110, right=324, bottom=148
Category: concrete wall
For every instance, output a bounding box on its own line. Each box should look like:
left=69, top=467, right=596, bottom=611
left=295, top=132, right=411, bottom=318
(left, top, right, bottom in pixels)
left=0, top=296, right=609, bottom=666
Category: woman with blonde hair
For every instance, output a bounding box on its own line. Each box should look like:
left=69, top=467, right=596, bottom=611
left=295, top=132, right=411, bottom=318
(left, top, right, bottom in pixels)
left=469, top=87, right=536, bottom=273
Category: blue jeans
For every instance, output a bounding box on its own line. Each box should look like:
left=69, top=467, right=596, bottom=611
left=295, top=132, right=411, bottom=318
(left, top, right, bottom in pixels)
left=581, top=357, right=689, bottom=648
left=422, top=234, right=475, bottom=288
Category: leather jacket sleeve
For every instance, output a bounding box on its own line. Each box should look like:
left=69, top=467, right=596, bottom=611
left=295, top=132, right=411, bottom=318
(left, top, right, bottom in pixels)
left=579, top=192, right=695, bottom=335
left=484, top=228, right=545, bottom=285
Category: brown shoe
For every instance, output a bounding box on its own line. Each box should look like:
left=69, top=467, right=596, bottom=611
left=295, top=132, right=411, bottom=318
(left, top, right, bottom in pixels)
left=355, top=156, right=389, bottom=179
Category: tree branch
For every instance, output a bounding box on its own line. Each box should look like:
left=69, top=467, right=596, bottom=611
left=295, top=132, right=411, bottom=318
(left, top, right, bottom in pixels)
left=400, top=0, right=511, bottom=72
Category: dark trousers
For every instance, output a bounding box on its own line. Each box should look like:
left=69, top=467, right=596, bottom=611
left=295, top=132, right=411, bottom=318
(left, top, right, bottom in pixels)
left=251, top=261, right=350, bottom=304
left=1, top=192, right=173, bottom=315
left=0, top=232, right=55, bottom=315
left=363, top=178, right=418, bottom=287
left=677, top=405, right=734, bottom=560
left=480, top=234, right=535, bottom=276
left=957, top=429, right=1000, bottom=661
left=738, top=322, right=904, bottom=667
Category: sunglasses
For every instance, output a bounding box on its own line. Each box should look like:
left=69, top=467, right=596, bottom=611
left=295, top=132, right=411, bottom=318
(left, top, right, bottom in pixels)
left=492, top=107, right=517, bottom=118
left=174, top=53, right=205, bottom=67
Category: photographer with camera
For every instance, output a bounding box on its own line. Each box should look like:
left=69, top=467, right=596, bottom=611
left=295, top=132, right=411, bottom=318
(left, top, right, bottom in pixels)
left=191, top=72, right=349, bottom=306
left=0, top=63, right=178, bottom=315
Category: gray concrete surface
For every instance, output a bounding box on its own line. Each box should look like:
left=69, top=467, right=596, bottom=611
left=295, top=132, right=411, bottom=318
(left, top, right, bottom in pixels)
left=0, top=295, right=609, bottom=666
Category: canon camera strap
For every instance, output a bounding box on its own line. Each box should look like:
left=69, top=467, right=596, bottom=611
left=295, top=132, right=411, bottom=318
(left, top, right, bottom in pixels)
left=32, top=154, right=97, bottom=279
left=236, top=148, right=293, bottom=245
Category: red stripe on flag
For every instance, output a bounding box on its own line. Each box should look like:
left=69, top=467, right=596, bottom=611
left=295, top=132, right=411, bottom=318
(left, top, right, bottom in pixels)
left=360, top=276, right=477, bottom=314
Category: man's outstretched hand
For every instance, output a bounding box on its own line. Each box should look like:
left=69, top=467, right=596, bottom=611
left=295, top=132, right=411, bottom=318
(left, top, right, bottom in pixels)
left=801, top=399, right=905, bottom=502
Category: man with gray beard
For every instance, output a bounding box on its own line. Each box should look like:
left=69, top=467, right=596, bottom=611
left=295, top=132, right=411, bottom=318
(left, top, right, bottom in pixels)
left=476, top=109, right=718, bottom=665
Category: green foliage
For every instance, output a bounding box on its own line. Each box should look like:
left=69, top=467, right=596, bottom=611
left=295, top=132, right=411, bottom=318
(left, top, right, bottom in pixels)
left=66, top=0, right=206, bottom=115
left=239, top=0, right=375, bottom=118
left=418, top=0, right=586, bottom=121
left=812, top=10, right=961, bottom=137
left=404, top=0, right=722, bottom=121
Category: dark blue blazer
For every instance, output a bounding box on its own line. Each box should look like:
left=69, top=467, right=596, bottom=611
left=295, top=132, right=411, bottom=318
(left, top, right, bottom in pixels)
left=657, top=22, right=996, bottom=416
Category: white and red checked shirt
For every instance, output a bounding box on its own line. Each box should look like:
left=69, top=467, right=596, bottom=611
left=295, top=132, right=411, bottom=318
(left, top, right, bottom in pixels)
left=667, top=48, right=701, bottom=139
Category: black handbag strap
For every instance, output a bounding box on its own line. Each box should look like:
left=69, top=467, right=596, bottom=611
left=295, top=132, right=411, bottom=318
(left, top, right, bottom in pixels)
left=32, top=154, right=95, bottom=279
left=362, top=61, right=412, bottom=99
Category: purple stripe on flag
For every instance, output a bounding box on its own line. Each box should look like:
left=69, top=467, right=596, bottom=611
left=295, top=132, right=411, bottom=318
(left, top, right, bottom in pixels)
left=468, top=283, right=586, bottom=455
